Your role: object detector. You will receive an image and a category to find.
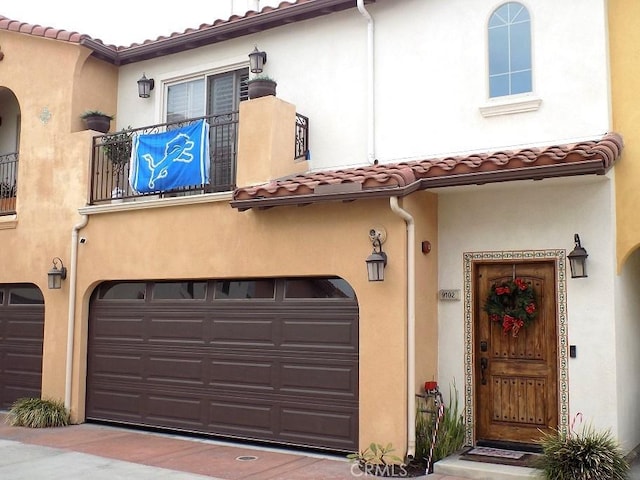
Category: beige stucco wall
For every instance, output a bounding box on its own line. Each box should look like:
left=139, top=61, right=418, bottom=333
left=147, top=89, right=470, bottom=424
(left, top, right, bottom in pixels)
left=0, top=31, right=439, bottom=453
left=0, top=31, right=117, bottom=401
left=66, top=98, right=439, bottom=453
left=610, top=0, right=640, bottom=270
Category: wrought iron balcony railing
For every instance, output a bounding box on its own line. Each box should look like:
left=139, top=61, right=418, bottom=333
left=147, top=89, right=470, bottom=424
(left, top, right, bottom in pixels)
left=0, top=152, right=18, bottom=215
left=89, top=112, right=309, bottom=205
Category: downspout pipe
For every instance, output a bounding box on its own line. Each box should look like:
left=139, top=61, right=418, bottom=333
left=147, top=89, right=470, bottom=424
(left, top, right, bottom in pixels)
left=357, top=0, right=376, bottom=164
left=64, top=214, right=89, bottom=410
left=389, top=196, right=416, bottom=461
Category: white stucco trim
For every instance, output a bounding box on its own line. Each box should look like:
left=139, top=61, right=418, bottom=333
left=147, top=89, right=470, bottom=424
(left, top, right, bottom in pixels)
left=462, top=249, right=568, bottom=446
left=78, top=192, right=233, bottom=215
left=479, top=96, right=542, bottom=117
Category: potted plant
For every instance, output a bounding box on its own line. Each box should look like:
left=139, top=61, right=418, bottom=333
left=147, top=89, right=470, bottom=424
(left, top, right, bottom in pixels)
left=101, top=126, right=133, bottom=201
left=81, top=110, right=113, bottom=133
left=246, top=75, right=277, bottom=99
left=0, top=180, right=16, bottom=211
left=102, top=126, right=133, bottom=172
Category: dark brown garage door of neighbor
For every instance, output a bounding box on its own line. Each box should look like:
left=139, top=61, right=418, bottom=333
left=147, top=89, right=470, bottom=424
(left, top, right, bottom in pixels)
left=87, top=277, right=359, bottom=451
left=0, top=284, right=45, bottom=408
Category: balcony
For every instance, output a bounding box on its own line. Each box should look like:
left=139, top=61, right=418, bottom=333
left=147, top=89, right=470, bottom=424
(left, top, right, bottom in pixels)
left=89, top=111, right=309, bottom=205
left=0, top=153, right=18, bottom=215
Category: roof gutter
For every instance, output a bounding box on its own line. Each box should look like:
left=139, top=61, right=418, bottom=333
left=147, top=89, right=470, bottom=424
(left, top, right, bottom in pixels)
left=82, top=0, right=370, bottom=65
left=389, top=197, right=416, bottom=462
left=357, top=0, right=376, bottom=164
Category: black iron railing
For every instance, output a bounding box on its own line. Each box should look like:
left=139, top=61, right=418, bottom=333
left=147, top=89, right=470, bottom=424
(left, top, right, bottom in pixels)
left=90, top=113, right=239, bottom=205
left=0, top=152, right=18, bottom=215
left=295, top=113, right=309, bottom=160
left=90, top=111, right=310, bottom=205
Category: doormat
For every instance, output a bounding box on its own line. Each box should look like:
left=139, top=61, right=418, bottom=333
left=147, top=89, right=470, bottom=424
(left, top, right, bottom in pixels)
left=459, top=446, right=541, bottom=468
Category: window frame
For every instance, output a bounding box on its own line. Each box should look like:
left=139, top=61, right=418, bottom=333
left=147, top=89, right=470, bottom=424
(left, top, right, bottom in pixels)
left=481, top=1, right=541, bottom=117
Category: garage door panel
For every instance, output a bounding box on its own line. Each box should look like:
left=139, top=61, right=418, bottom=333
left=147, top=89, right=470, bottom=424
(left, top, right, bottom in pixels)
left=5, top=318, right=45, bottom=342
left=89, top=389, right=142, bottom=420
left=88, top=278, right=358, bottom=451
left=148, top=316, right=208, bottom=345
left=5, top=351, right=43, bottom=375
left=211, top=318, right=276, bottom=345
left=91, top=353, right=144, bottom=380
left=279, top=406, right=357, bottom=448
left=91, top=315, right=146, bottom=342
left=210, top=359, right=274, bottom=389
left=280, top=363, right=357, bottom=398
left=147, top=356, right=205, bottom=384
left=0, top=284, right=44, bottom=408
left=281, top=319, right=357, bottom=351
left=209, top=400, right=275, bottom=434
left=147, top=395, right=203, bottom=426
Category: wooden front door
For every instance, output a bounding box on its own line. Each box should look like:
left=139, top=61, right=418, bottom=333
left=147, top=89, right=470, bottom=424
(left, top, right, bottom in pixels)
left=474, top=261, right=557, bottom=446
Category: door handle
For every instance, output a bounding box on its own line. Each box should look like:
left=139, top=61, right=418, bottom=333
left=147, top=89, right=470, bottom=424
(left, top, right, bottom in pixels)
left=480, top=357, right=488, bottom=385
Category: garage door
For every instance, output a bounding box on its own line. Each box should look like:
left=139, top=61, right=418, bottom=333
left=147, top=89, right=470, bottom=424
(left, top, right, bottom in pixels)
left=0, top=284, right=44, bottom=408
left=87, top=277, right=358, bottom=451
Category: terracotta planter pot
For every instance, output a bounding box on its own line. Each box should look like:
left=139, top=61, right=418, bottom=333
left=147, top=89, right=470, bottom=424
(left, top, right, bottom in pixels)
left=248, top=79, right=277, bottom=99
left=83, top=115, right=111, bottom=133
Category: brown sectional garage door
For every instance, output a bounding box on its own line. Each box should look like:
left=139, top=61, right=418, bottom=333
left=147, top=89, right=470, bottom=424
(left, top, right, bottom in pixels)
left=87, top=277, right=358, bottom=451
left=0, top=284, right=44, bottom=408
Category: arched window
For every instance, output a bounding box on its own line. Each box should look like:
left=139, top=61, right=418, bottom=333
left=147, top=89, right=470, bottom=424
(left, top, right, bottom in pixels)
left=488, top=2, right=532, bottom=98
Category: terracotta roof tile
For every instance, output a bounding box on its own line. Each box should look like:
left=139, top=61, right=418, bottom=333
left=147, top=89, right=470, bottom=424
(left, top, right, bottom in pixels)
left=231, top=132, right=623, bottom=210
left=1, top=1, right=366, bottom=64
left=0, top=15, right=90, bottom=43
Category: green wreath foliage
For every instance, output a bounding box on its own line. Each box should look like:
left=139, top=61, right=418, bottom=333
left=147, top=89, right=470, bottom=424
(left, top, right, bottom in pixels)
left=483, top=277, right=537, bottom=337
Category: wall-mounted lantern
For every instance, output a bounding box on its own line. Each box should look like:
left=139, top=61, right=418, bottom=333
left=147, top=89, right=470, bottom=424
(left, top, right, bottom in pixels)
left=248, top=46, right=267, bottom=74
left=568, top=234, right=588, bottom=278
left=47, top=257, right=67, bottom=289
left=366, top=229, right=387, bottom=282
left=137, top=73, right=155, bottom=98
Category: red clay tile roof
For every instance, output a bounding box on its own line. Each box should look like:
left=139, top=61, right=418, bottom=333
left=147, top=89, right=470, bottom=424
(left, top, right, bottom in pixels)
left=230, top=132, right=623, bottom=211
left=1, top=0, right=370, bottom=65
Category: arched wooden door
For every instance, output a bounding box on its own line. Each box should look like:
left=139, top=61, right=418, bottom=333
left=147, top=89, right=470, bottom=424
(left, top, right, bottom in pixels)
left=474, top=261, right=558, bottom=447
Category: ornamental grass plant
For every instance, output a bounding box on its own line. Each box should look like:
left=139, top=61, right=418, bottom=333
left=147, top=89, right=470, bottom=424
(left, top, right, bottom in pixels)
left=536, top=422, right=629, bottom=480
left=416, top=382, right=466, bottom=469
left=8, top=397, right=70, bottom=428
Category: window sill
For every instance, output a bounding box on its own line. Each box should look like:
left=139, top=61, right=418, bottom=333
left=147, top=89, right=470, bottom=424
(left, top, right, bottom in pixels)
left=0, top=214, right=17, bottom=229
left=479, top=96, right=542, bottom=117
left=79, top=191, right=233, bottom=216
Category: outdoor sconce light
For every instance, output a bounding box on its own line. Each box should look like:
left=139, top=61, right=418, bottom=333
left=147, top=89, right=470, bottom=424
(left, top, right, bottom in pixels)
left=47, top=257, right=67, bottom=290
left=137, top=73, right=155, bottom=98
left=248, top=46, right=267, bottom=74
left=366, top=229, right=388, bottom=282
left=568, top=234, right=588, bottom=278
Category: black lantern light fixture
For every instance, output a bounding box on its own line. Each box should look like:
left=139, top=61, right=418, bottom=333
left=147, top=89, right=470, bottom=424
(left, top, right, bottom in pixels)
left=568, top=234, right=588, bottom=278
left=47, top=257, right=67, bottom=290
left=137, top=73, right=155, bottom=98
left=366, top=230, right=388, bottom=282
left=248, top=46, right=267, bottom=74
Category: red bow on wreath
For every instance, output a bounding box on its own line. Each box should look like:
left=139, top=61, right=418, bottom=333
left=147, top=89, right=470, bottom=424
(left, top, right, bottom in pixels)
left=483, top=278, right=538, bottom=337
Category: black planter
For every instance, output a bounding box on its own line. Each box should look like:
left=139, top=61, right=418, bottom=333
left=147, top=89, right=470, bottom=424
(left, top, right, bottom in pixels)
left=83, top=115, right=111, bottom=133
left=248, top=79, right=277, bottom=99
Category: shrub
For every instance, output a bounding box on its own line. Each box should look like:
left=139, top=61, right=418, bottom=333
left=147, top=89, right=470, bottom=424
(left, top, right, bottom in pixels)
left=536, top=423, right=629, bottom=479
left=8, top=397, right=70, bottom=428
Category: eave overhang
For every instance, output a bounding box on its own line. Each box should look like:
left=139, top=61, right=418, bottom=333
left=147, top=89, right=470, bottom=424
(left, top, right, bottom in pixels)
left=82, top=0, right=374, bottom=65
left=230, top=132, right=624, bottom=211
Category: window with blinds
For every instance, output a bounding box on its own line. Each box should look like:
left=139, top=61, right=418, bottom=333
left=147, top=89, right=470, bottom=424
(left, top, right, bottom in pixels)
left=165, top=68, right=249, bottom=192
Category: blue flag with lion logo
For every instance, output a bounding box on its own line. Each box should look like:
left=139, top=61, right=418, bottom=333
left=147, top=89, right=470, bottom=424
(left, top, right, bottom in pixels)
left=129, top=119, right=210, bottom=193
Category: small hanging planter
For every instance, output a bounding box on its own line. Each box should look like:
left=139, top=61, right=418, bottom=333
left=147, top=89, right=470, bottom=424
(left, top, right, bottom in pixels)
left=247, top=76, right=277, bottom=99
